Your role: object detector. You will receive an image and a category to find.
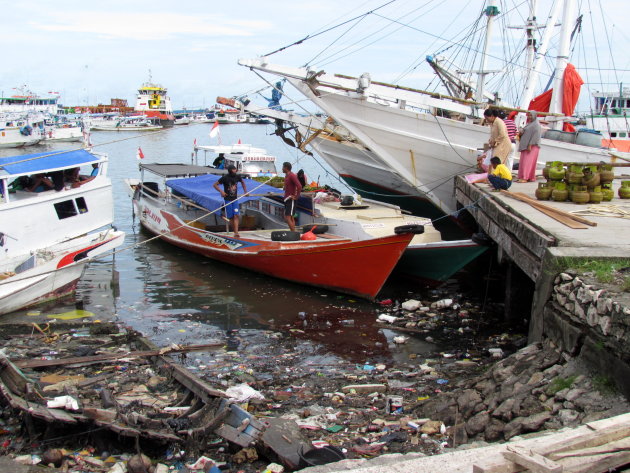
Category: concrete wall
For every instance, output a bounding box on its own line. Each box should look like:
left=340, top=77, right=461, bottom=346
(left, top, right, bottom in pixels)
left=542, top=271, right=630, bottom=398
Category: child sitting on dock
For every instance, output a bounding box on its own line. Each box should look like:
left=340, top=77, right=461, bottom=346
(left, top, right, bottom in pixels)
left=487, top=156, right=512, bottom=191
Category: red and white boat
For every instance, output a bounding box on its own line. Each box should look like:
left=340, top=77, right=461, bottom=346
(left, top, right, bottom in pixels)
left=126, top=163, right=422, bottom=299
left=0, top=149, right=125, bottom=315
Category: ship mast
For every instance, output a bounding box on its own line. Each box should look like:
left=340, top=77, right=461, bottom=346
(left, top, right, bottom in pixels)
left=475, top=0, right=500, bottom=103
left=549, top=0, right=575, bottom=130
left=517, top=0, right=563, bottom=126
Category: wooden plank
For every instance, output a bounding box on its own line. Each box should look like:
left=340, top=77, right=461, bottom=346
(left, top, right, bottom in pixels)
left=504, top=192, right=596, bottom=227
left=550, top=436, right=630, bottom=461
left=133, top=338, right=227, bottom=402
left=503, top=446, right=563, bottom=473
left=501, top=192, right=589, bottom=229
left=473, top=422, right=630, bottom=473
left=13, top=342, right=224, bottom=369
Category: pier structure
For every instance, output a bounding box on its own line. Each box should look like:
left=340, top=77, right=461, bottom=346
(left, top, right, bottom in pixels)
left=455, top=177, right=630, bottom=397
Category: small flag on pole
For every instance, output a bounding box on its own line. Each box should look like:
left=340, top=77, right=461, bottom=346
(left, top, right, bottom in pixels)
left=209, top=121, right=220, bottom=138
left=237, top=138, right=242, bottom=144
left=193, top=138, right=197, bottom=147
left=136, top=147, right=145, bottom=160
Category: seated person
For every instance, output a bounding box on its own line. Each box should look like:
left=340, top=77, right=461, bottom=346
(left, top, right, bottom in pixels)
left=213, top=153, right=225, bottom=169
left=486, top=157, right=512, bottom=191
left=27, top=174, right=54, bottom=192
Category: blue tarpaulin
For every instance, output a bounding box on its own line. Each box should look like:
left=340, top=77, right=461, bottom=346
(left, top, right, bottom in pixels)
left=0, top=149, right=100, bottom=176
left=166, top=174, right=282, bottom=213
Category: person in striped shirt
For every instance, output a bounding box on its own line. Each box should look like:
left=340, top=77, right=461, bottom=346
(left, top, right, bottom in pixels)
left=499, top=111, right=517, bottom=172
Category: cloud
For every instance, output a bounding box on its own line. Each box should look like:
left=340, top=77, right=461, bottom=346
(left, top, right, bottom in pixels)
left=31, top=11, right=271, bottom=41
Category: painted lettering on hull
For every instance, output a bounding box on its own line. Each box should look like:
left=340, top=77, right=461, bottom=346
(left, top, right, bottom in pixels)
left=199, top=232, right=244, bottom=250
left=142, top=207, right=162, bottom=225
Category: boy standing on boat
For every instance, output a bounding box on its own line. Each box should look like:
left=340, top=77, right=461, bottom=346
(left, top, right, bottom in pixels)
left=282, top=162, right=302, bottom=232
left=214, top=165, right=248, bottom=238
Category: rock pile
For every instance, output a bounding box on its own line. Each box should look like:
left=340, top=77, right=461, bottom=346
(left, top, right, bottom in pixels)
left=415, top=340, right=629, bottom=444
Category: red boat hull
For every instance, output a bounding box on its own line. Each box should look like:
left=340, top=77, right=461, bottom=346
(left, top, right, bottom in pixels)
left=140, top=209, right=413, bottom=299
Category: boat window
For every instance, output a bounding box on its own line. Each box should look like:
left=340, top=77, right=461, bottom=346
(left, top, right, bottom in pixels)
left=54, top=200, right=78, bottom=219
left=611, top=132, right=617, bottom=137
left=76, top=197, right=88, bottom=214
left=620, top=132, right=627, bottom=138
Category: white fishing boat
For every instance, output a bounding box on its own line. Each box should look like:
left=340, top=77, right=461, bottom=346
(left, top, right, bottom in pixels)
left=43, top=117, right=86, bottom=142
left=174, top=114, right=191, bottom=125
left=239, top=0, right=630, bottom=215
left=193, top=142, right=278, bottom=177
left=0, top=114, right=45, bottom=149
left=91, top=116, right=162, bottom=131
left=0, top=149, right=125, bottom=314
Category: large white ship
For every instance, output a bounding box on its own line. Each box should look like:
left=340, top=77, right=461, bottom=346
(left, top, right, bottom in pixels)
left=134, top=80, right=175, bottom=127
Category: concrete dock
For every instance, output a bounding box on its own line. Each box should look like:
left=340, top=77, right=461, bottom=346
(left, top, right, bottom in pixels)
left=455, top=177, right=630, bottom=281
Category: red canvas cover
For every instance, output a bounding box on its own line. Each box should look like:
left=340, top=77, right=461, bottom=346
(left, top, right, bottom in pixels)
left=527, top=63, right=584, bottom=132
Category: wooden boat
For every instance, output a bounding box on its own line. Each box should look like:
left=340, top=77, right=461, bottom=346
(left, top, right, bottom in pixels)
left=0, top=323, right=239, bottom=444
left=126, top=163, right=422, bottom=299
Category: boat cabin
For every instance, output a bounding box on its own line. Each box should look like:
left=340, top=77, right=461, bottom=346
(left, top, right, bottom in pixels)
left=0, top=149, right=115, bottom=258
left=193, top=144, right=278, bottom=177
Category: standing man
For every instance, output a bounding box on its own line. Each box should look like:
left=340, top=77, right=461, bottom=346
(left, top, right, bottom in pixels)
left=282, top=162, right=302, bottom=232
left=214, top=165, right=248, bottom=238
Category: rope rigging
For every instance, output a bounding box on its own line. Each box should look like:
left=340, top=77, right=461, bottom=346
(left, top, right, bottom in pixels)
left=263, top=0, right=399, bottom=57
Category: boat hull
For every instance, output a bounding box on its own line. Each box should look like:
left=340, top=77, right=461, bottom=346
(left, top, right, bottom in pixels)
left=396, top=240, right=487, bottom=283
left=136, top=203, right=412, bottom=299
left=0, top=230, right=125, bottom=315
left=287, top=75, right=629, bottom=214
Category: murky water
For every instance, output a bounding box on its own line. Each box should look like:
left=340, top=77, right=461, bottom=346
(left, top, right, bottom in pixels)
left=2, top=124, right=454, bottom=365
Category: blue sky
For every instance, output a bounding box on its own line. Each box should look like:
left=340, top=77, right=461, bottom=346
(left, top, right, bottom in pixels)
left=1, top=0, right=627, bottom=113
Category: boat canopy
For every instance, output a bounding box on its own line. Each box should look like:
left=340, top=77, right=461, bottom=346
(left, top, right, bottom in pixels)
left=0, top=149, right=101, bottom=177
left=166, top=174, right=282, bottom=213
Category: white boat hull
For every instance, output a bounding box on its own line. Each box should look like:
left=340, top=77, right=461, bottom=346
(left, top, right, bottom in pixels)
left=289, top=79, right=625, bottom=214
left=0, top=229, right=124, bottom=315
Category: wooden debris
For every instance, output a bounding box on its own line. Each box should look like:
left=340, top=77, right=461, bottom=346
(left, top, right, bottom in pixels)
left=502, top=445, right=562, bottom=473
left=341, top=383, right=387, bottom=393
left=13, top=342, right=224, bottom=369
left=571, top=204, right=630, bottom=219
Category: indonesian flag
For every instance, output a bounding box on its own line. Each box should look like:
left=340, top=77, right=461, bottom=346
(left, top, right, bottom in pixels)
left=136, top=147, right=145, bottom=160
left=209, top=121, right=220, bottom=138
left=193, top=138, right=197, bottom=147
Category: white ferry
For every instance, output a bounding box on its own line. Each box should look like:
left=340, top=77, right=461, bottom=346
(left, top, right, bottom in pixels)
left=135, top=81, right=175, bottom=127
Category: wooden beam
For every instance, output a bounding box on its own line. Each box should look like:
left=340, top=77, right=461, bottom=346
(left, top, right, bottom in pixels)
left=503, top=192, right=597, bottom=227
left=13, top=343, right=224, bottom=369
left=502, top=446, right=563, bottom=473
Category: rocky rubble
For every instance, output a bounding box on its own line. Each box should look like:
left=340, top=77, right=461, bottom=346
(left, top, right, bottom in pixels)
left=414, top=340, right=629, bottom=444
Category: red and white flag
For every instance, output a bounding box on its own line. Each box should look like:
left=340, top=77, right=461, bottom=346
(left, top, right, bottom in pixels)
left=136, top=147, right=145, bottom=160
left=209, top=121, right=220, bottom=139
left=193, top=138, right=197, bottom=147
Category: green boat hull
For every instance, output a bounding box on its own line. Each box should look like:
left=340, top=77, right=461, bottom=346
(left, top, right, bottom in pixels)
left=396, top=241, right=488, bottom=283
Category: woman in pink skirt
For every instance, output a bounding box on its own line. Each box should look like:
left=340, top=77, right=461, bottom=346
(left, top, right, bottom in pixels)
left=517, top=111, right=542, bottom=183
